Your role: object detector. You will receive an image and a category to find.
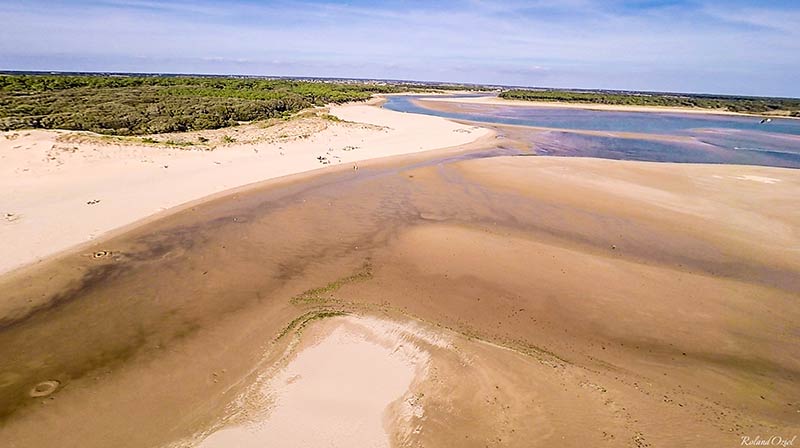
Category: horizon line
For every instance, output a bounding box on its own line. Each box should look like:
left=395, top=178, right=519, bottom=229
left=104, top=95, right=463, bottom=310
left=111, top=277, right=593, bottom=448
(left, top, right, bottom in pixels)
left=2, top=69, right=798, bottom=101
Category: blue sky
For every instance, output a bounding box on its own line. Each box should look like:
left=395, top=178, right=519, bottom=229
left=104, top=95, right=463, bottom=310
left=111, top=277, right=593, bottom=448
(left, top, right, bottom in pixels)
left=1, top=0, right=799, bottom=97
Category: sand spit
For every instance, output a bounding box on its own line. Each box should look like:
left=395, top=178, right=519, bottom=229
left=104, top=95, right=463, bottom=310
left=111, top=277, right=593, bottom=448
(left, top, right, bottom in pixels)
left=419, top=95, right=800, bottom=118
left=0, top=102, right=490, bottom=275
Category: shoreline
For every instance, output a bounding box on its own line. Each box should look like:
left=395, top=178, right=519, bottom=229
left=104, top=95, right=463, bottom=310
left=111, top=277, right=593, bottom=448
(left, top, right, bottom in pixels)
left=0, top=102, right=493, bottom=276
left=418, top=95, right=800, bottom=119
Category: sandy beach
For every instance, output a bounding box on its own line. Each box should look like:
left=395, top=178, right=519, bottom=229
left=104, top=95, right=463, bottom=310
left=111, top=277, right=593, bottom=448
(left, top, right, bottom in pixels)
left=0, top=100, right=490, bottom=275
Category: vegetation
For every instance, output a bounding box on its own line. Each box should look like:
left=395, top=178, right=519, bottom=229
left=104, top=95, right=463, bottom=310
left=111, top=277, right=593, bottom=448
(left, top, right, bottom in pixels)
left=0, top=74, right=412, bottom=135
left=499, top=89, right=800, bottom=116
left=290, top=261, right=373, bottom=305
left=274, top=309, right=348, bottom=341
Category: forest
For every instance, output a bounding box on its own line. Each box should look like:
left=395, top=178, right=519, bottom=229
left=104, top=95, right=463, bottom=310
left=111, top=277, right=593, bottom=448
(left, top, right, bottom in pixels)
left=0, top=74, right=423, bottom=135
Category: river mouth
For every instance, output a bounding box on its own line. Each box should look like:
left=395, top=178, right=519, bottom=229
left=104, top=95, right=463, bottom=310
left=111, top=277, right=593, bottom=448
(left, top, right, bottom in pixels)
left=383, top=95, right=800, bottom=168
left=0, top=135, right=799, bottom=447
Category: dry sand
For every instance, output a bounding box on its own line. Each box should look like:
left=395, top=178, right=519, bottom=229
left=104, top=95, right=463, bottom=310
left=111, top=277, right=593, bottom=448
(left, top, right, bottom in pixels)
left=0, top=102, right=490, bottom=275
left=195, top=316, right=426, bottom=448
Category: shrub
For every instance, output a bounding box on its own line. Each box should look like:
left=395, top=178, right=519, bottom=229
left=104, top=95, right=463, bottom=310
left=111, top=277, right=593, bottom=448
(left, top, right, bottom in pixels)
left=0, top=74, right=411, bottom=135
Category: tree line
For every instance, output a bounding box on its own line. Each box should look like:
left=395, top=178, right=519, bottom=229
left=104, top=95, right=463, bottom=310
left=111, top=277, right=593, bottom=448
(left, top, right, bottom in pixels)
left=0, top=75, right=410, bottom=135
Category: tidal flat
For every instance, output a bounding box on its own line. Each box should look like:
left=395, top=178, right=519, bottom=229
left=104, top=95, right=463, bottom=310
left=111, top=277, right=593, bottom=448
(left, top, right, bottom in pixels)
left=1, top=123, right=798, bottom=446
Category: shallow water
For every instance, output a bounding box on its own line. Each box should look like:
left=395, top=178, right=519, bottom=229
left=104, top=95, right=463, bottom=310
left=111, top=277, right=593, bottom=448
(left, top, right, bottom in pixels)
left=385, top=95, right=800, bottom=168
left=508, top=128, right=800, bottom=166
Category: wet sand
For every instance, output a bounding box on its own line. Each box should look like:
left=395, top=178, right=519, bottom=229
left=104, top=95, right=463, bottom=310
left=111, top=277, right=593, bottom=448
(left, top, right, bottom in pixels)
left=0, top=129, right=799, bottom=447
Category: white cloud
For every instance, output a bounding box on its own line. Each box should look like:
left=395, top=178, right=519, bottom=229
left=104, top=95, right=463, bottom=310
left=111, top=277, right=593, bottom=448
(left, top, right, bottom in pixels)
left=0, top=0, right=798, bottom=96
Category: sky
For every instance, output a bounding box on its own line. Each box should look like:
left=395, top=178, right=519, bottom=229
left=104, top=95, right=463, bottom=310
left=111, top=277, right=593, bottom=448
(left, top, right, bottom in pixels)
left=1, top=0, right=799, bottom=97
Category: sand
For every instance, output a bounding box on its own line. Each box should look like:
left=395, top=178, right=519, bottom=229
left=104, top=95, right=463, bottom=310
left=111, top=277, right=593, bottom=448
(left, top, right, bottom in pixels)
left=182, top=311, right=581, bottom=448
left=2, top=143, right=798, bottom=447
left=0, top=101, right=490, bottom=275
left=188, top=311, right=595, bottom=448
left=1, top=99, right=799, bottom=448
left=195, top=316, right=426, bottom=448
left=419, top=94, right=800, bottom=118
